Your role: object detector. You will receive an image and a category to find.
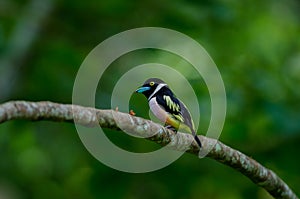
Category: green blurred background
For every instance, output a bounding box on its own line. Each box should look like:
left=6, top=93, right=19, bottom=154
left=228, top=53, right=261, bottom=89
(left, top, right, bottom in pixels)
left=0, top=0, right=300, bottom=198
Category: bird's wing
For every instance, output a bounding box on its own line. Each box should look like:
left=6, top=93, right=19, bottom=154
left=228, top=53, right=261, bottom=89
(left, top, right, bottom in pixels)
left=156, top=94, right=184, bottom=122
left=178, top=100, right=195, bottom=131
left=155, top=94, right=201, bottom=147
left=178, top=100, right=201, bottom=147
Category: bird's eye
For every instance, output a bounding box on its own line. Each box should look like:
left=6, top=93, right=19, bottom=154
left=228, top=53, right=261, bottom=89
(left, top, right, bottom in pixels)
left=149, top=82, right=155, bottom=86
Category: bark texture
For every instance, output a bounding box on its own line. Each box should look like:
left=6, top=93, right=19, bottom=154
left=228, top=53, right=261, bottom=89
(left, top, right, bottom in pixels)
left=0, top=101, right=298, bottom=199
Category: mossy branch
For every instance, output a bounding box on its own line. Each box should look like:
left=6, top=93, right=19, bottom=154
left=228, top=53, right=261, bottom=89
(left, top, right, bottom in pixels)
left=0, top=101, right=298, bottom=199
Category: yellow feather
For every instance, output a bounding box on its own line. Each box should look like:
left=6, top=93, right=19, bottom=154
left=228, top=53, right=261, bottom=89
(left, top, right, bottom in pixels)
left=166, top=116, right=192, bottom=134
left=173, top=114, right=184, bottom=122
left=163, top=95, right=180, bottom=112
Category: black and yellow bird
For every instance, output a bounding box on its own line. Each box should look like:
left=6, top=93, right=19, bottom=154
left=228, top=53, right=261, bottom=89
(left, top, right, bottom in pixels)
left=135, top=78, right=202, bottom=148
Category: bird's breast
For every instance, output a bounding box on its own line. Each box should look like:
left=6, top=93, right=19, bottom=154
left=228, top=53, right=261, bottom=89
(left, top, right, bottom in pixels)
left=149, top=97, right=169, bottom=123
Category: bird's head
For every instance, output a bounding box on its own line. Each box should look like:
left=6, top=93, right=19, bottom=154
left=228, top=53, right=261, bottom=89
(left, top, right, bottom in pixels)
left=135, top=78, right=167, bottom=99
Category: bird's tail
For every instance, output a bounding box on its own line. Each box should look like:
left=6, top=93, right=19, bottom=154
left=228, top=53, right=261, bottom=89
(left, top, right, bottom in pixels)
left=191, top=129, right=202, bottom=148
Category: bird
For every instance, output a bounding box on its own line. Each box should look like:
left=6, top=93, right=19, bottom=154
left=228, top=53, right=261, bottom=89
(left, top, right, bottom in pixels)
left=135, top=78, right=202, bottom=148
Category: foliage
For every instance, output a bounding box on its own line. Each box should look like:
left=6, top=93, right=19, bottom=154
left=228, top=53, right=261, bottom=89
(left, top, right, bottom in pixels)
left=0, top=0, right=299, bottom=198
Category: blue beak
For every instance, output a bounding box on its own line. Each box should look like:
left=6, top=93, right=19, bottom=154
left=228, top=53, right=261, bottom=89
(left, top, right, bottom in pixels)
left=136, top=86, right=150, bottom=93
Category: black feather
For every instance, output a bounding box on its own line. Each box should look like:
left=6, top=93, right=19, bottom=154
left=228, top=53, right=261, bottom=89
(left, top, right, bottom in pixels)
left=155, top=86, right=202, bottom=148
left=136, top=78, right=202, bottom=148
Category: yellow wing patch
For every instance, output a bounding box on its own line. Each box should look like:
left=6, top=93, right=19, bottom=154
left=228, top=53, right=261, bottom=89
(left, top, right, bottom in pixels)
left=163, top=95, right=180, bottom=112
left=166, top=116, right=191, bottom=133
left=163, top=95, right=184, bottom=123
left=173, top=114, right=184, bottom=122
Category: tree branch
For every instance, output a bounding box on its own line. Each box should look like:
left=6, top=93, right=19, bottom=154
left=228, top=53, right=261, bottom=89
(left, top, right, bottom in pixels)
left=0, top=101, right=298, bottom=199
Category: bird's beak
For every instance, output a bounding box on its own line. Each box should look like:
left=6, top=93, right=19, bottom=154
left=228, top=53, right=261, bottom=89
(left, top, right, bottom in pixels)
left=135, top=86, right=150, bottom=93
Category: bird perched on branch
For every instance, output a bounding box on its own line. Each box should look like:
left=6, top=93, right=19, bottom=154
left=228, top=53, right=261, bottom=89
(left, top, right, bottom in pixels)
left=135, top=78, right=201, bottom=148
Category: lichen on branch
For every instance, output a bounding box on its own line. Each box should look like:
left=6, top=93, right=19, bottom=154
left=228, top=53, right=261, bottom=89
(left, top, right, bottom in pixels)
left=0, top=101, right=298, bottom=199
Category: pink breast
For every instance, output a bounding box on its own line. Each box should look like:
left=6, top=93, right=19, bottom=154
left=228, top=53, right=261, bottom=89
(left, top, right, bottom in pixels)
left=149, top=97, right=168, bottom=123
